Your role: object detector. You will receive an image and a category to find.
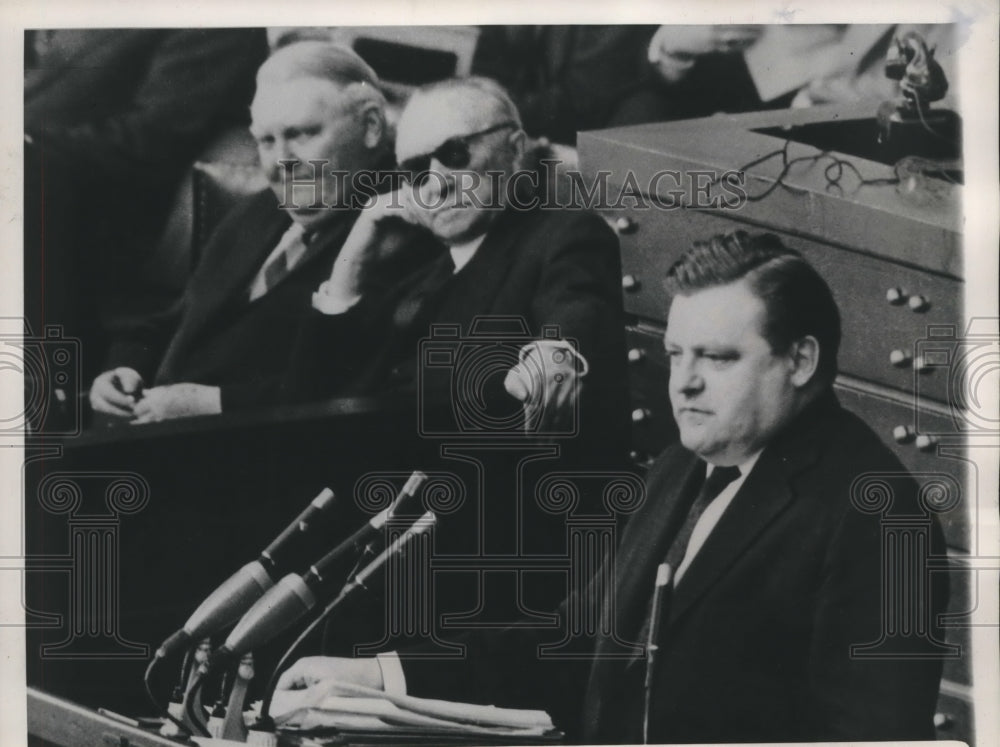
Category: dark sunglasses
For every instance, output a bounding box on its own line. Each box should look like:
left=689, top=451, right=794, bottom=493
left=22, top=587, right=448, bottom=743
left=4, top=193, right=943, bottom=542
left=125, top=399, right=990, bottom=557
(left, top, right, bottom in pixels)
left=399, top=121, right=518, bottom=184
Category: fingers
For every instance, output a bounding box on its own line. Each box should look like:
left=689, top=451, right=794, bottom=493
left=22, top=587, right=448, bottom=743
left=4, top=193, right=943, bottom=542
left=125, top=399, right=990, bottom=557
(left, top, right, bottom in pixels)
left=114, top=367, right=144, bottom=396
left=275, top=658, right=315, bottom=691
left=713, top=25, right=762, bottom=52
left=275, top=656, right=383, bottom=692
left=91, top=395, right=134, bottom=418
left=131, top=388, right=165, bottom=424
left=89, top=369, right=143, bottom=417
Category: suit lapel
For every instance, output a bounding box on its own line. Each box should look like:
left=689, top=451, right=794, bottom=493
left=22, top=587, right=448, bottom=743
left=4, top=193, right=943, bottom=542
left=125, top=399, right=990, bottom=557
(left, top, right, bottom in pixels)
left=666, top=397, right=833, bottom=626
left=436, top=210, right=526, bottom=323
left=245, top=211, right=356, bottom=304
left=607, top=451, right=705, bottom=643
left=582, top=448, right=703, bottom=741
left=666, top=457, right=795, bottom=625
left=193, top=207, right=291, bottom=325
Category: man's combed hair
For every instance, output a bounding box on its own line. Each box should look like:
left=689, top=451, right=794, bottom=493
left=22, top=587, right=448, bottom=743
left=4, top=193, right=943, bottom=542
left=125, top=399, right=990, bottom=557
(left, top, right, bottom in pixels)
left=665, top=230, right=842, bottom=384
left=257, top=40, right=381, bottom=89
left=411, top=76, right=523, bottom=129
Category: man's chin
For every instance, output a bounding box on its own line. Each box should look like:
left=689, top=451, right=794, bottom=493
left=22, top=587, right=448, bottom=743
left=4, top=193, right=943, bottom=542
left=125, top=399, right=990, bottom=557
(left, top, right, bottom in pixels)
left=430, top=210, right=495, bottom=244
left=678, top=430, right=718, bottom=459
left=284, top=208, right=335, bottom=228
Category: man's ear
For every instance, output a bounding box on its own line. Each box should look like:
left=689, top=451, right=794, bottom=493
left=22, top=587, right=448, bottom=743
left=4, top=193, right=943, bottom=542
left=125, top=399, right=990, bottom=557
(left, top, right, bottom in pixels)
left=359, top=103, right=385, bottom=150
left=508, top=128, right=527, bottom=166
left=788, top=335, right=821, bottom=387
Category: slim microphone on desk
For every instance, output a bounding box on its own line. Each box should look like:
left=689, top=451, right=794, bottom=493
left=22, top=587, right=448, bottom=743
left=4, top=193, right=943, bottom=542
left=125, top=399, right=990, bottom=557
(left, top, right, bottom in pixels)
left=154, top=487, right=338, bottom=661
left=642, top=562, right=672, bottom=746
left=209, top=472, right=429, bottom=664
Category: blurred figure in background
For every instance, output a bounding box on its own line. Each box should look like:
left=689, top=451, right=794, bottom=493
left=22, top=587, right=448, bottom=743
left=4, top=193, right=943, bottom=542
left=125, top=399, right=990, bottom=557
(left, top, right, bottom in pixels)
left=24, top=29, right=268, bottom=378
left=608, top=24, right=958, bottom=126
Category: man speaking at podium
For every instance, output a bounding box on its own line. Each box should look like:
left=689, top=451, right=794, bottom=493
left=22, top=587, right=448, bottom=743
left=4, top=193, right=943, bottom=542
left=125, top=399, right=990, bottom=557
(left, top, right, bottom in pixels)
left=276, top=232, right=948, bottom=743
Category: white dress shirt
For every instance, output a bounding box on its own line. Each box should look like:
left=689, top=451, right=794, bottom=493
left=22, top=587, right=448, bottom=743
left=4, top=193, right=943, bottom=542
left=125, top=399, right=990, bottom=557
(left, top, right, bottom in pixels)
left=673, top=451, right=763, bottom=585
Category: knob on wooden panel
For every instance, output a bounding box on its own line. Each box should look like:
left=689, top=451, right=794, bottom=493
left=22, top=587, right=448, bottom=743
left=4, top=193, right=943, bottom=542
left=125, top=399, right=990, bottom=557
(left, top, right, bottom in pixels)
left=889, top=349, right=912, bottom=367
left=614, top=216, right=637, bottom=234
left=627, top=348, right=646, bottom=364
left=631, top=407, right=652, bottom=424
left=622, top=274, right=640, bottom=292
left=886, top=287, right=908, bottom=305
left=933, top=712, right=954, bottom=729
left=913, top=355, right=933, bottom=373
left=908, top=294, right=931, bottom=312
left=915, top=434, right=940, bottom=452
left=892, top=425, right=916, bottom=444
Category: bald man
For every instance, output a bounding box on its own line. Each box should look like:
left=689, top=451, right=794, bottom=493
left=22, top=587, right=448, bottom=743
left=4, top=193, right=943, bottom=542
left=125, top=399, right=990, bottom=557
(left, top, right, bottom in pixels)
left=292, top=77, right=629, bottom=449
left=89, top=42, right=415, bottom=423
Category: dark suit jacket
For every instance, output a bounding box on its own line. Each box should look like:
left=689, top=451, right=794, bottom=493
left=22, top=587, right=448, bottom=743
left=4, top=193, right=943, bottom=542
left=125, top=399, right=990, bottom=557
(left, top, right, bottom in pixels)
left=399, top=392, right=948, bottom=743
left=289, top=206, right=630, bottom=454
left=106, top=190, right=358, bottom=411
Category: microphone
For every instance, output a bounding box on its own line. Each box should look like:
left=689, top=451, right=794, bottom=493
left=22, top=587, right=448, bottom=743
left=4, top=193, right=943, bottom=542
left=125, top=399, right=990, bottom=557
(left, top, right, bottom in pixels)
left=302, top=471, right=428, bottom=591
left=642, top=562, right=673, bottom=745
left=154, top=488, right=338, bottom=660
left=212, top=509, right=436, bottom=664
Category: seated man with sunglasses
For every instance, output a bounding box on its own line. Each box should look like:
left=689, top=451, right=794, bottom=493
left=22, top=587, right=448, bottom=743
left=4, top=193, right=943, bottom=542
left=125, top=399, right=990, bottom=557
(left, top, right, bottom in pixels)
left=289, top=76, right=629, bottom=453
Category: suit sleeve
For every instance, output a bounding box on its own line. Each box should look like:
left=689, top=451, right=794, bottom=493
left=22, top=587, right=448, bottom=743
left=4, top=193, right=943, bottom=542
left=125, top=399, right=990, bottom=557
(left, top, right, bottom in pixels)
left=805, top=489, right=947, bottom=740
left=530, top=210, right=631, bottom=463
left=28, top=29, right=267, bottom=183
left=102, top=301, right=183, bottom=382
left=530, top=211, right=624, bottom=354
left=281, top=301, right=385, bottom=404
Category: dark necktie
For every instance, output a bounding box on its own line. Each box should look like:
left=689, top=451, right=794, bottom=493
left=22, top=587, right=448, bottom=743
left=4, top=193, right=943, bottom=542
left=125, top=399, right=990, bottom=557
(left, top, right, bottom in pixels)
left=663, top=463, right=742, bottom=573
left=636, top=463, right=742, bottom=742
left=392, top=251, right=456, bottom=330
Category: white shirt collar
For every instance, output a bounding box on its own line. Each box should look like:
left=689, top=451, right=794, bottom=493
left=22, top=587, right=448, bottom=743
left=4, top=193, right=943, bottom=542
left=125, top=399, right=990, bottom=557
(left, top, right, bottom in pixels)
left=448, top=233, right=487, bottom=273
left=706, top=450, right=763, bottom=480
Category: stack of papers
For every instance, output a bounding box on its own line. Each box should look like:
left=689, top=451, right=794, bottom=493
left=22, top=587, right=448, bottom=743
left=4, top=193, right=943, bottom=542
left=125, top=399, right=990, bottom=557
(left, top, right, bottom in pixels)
left=271, top=681, right=561, bottom=742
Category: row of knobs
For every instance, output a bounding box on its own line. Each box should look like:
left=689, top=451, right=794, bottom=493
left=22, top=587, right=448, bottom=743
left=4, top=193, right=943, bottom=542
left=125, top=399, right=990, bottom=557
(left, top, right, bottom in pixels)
left=633, top=406, right=940, bottom=452
left=627, top=344, right=941, bottom=453
left=622, top=280, right=932, bottom=315
left=889, top=349, right=937, bottom=373
left=886, top=286, right=931, bottom=312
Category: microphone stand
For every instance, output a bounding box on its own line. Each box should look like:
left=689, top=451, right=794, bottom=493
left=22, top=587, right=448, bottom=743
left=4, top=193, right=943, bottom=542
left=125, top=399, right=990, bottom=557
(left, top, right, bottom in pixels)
left=642, top=562, right=673, bottom=745
left=256, top=512, right=437, bottom=734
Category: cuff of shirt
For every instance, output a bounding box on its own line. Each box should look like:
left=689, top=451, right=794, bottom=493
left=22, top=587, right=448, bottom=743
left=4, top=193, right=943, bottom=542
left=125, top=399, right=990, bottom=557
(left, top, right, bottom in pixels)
left=517, top=339, right=589, bottom=374
left=376, top=652, right=407, bottom=696
left=312, top=281, right=362, bottom=315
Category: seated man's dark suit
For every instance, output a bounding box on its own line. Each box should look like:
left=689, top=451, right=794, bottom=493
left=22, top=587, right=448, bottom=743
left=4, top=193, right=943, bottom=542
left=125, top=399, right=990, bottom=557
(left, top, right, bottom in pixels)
left=105, top=191, right=360, bottom=411
left=294, top=206, right=630, bottom=636
left=396, top=392, right=948, bottom=743
left=290, top=206, right=629, bottom=450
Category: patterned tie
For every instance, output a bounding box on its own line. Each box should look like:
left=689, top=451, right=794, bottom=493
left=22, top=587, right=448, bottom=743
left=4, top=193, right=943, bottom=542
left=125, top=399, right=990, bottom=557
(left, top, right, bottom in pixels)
left=250, top=223, right=309, bottom=301
left=262, top=250, right=290, bottom=290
